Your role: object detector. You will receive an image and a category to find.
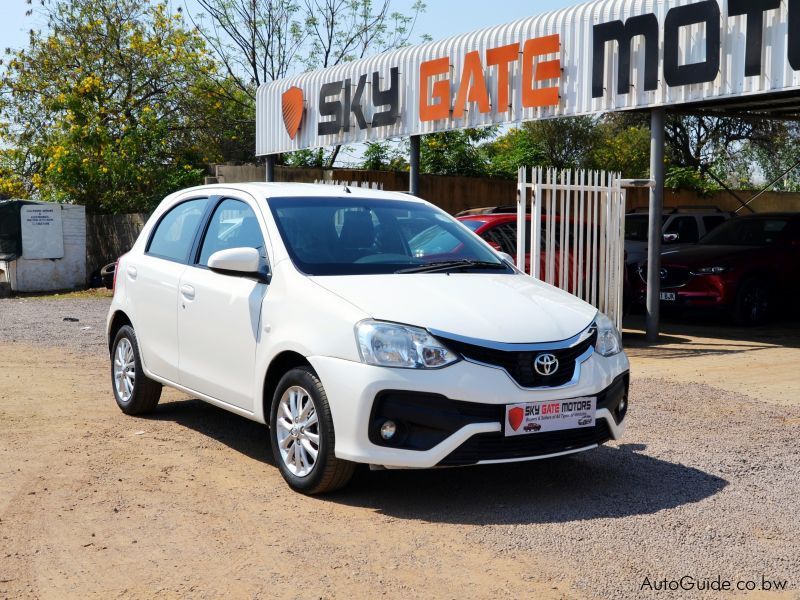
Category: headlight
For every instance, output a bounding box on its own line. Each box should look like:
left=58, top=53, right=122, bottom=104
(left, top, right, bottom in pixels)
left=694, top=266, right=729, bottom=275
left=594, top=312, right=622, bottom=357
left=355, top=320, right=458, bottom=369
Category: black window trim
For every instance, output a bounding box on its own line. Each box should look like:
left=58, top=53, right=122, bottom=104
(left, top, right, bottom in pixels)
left=145, top=196, right=213, bottom=264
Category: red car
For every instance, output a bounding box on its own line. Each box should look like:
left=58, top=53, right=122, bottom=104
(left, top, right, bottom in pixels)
left=635, top=213, right=800, bottom=325
left=457, top=213, right=632, bottom=308
left=458, top=213, right=574, bottom=284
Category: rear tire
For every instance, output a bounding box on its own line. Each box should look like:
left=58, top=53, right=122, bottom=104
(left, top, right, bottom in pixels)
left=733, top=279, right=771, bottom=326
left=269, top=366, right=355, bottom=494
left=111, top=325, right=162, bottom=415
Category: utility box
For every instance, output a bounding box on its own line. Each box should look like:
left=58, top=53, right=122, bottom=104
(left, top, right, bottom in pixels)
left=0, top=199, right=86, bottom=292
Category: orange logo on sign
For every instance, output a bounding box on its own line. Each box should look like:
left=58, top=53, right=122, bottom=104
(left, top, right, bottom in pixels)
left=282, top=86, right=304, bottom=140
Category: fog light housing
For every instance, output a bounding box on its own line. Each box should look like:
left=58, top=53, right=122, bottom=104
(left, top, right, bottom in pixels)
left=380, top=420, right=397, bottom=441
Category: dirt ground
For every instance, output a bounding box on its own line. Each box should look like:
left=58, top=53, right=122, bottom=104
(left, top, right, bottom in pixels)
left=624, top=314, right=800, bottom=407
left=1, top=297, right=799, bottom=599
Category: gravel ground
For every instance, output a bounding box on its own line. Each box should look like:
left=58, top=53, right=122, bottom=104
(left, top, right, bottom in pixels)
left=1, top=295, right=798, bottom=599
left=0, top=296, right=109, bottom=353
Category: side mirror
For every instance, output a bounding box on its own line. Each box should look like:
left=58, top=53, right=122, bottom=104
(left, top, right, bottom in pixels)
left=208, top=247, right=270, bottom=283
left=663, top=233, right=679, bottom=243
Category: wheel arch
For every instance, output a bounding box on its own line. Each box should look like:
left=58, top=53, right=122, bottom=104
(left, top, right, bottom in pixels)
left=262, top=351, right=312, bottom=425
left=108, top=310, right=133, bottom=353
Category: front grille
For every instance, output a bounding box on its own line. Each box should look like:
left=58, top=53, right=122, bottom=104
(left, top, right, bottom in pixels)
left=639, top=265, right=691, bottom=288
left=438, top=329, right=597, bottom=388
left=439, top=421, right=612, bottom=466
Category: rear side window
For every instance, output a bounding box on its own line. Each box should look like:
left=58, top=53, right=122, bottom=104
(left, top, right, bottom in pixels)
left=147, top=198, right=208, bottom=262
left=703, top=216, right=726, bottom=234
left=198, top=199, right=265, bottom=266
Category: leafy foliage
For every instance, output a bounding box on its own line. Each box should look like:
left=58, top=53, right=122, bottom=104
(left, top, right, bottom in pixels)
left=420, top=128, right=496, bottom=177
left=0, top=0, right=226, bottom=212
left=485, top=118, right=600, bottom=179
left=360, top=141, right=408, bottom=171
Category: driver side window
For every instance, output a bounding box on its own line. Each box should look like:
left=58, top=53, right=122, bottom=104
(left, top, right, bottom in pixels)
left=198, top=199, right=265, bottom=267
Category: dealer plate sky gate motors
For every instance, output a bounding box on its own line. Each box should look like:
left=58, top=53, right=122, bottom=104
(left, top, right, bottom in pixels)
left=256, top=0, right=800, bottom=155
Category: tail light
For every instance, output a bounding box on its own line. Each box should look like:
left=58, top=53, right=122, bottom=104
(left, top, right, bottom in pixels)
left=112, top=254, right=126, bottom=294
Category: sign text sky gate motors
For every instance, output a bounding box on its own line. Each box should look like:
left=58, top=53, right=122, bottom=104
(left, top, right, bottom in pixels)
left=256, top=0, right=800, bottom=155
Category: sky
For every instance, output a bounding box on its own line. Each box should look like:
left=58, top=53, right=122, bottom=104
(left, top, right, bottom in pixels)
left=0, top=0, right=579, bottom=53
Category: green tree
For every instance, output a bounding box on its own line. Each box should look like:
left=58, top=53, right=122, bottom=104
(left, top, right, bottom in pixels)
left=420, top=128, right=496, bottom=177
left=485, top=117, right=598, bottom=178
left=591, top=116, right=651, bottom=179
left=0, top=0, right=223, bottom=212
left=360, top=140, right=408, bottom=171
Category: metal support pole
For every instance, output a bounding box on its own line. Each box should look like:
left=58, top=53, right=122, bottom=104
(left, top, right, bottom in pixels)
left=265, top=155, right=276, bottom=182
left=409, top=135, right=421, bottom=196
left=646, top=108, right=665, bottom=343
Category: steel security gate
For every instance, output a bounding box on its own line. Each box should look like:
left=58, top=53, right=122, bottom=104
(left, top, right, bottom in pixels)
left=517, top=168, right=626, bottom=329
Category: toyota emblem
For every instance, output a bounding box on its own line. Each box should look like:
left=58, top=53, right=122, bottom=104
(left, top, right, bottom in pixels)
left=534, top=353, right=559, bottom=376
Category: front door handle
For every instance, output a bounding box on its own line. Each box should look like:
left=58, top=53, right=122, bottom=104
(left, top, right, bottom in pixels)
left=180, top=284, right=195, bottom=300
left=127, top=266, right=137, bottom=280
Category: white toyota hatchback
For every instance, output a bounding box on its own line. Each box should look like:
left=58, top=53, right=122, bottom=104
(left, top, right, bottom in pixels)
left=108, top=183, right=630, bottom=494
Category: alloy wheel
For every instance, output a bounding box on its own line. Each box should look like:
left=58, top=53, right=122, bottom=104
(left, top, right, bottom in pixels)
left=276, top=385, right=320, bottom=477
left=113, top=337, right=136, bottom=403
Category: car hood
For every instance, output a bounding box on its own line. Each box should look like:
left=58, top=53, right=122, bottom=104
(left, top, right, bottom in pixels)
left=661, top=244, right=758, bottom=267
left=309, top=273, right=597, bottom=343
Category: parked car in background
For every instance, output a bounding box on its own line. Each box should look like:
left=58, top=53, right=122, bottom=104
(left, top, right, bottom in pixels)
left=458, top=213, right=632, bottom=310
left=625, top=207, right=733, bottom=266
left=458, top=213, right=534, bottom=268
left=107, top=183, right=630, bottom=494
left=635, top=213, right=800, bottom=325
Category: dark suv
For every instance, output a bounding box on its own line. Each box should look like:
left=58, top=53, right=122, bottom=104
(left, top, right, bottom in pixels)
left=636, top=213, right=800, bottom=325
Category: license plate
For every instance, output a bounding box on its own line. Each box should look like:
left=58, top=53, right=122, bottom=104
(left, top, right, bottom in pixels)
left=505, top=397, right=596, bottom=437
left=660, top=291, right=676, bottom=301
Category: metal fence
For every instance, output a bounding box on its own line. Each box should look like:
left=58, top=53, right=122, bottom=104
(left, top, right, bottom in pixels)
left=517, top=168, right=626, bottom=329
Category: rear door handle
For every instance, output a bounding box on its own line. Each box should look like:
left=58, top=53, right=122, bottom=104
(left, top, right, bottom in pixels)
left=127, top=266, right=137, bottom=280
left=180, top=284, right=195, bottom=300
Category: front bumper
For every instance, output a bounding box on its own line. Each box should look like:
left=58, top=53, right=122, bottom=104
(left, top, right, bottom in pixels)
left=308, top=352, right=629, bottom=469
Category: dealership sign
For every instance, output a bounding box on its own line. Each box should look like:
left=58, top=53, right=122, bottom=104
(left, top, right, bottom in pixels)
left=256, top=0, right=800, bottom=155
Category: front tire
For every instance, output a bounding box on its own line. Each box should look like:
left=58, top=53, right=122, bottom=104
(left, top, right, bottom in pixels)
left=111, top=325, right=162, bottom=415
left=733, top=279, right=771, bottom=326
left=269, top=366, right=355, bottom=494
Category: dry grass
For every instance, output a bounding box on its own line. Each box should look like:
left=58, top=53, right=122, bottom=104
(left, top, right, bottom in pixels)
left=14, top=287, right=113, bottom=300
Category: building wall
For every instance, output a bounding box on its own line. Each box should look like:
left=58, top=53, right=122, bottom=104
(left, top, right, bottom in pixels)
left=13, top=205, right=86, bottom=292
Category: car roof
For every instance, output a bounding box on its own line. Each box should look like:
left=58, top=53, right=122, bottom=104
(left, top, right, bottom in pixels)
left=174, top=182, right=417, bottom=203
left=734, top=212, right=800, bottom=219
left=458, top=213, right=518, bottom=222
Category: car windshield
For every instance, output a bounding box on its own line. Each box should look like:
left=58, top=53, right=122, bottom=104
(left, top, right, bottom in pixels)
left=268, top=197, right=510, bottom=275
left=699, top=218, right=789, bottom=246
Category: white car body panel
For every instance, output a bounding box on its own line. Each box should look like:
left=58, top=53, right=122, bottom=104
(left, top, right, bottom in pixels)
left=108, top=183, right=630, bottom=470
left=128, top=255, right=185, bottom=382
left=178, top=267, right=266, bottom=410
left=308, top=350, right=628, bottom=468
left=311, top=272, right=596, bottom=344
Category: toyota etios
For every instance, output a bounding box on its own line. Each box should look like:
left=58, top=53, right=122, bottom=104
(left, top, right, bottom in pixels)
left=108, top=183, right=630, bottom=494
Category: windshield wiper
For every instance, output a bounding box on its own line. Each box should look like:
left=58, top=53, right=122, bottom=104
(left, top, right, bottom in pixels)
left=396, top=260, right=508, bottom=274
